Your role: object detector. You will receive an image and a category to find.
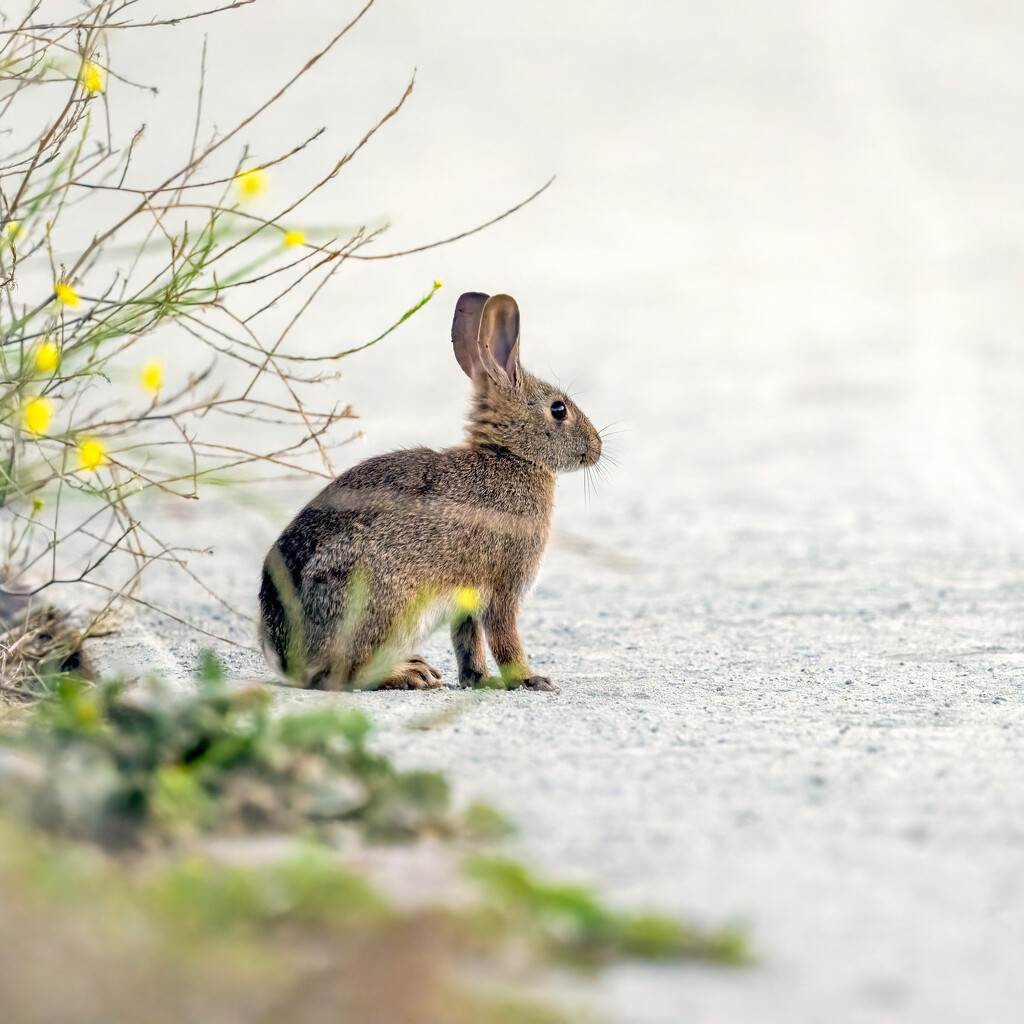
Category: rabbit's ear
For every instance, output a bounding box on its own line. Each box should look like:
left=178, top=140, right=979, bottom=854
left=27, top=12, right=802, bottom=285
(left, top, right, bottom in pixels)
left=452, top=292, right=489, bottom=379
left=479, top=294, right=521, bottom=386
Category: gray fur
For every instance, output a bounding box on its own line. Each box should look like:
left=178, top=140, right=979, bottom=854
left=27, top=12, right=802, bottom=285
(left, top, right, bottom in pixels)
left=258, top=292, right=602, bottom=691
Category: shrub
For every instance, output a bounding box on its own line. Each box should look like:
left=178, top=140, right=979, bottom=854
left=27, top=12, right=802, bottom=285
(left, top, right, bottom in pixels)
left=0, top=1, right=547, bottom=649
left=0, top=652, right=464, bottom=846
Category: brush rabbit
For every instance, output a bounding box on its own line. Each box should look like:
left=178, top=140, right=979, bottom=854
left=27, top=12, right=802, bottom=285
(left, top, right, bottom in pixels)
left=258, top=292, right=602, bottom=691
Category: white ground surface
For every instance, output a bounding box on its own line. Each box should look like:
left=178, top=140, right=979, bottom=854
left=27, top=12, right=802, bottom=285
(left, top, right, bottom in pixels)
left=81, top=1, right=1024, bottom=1021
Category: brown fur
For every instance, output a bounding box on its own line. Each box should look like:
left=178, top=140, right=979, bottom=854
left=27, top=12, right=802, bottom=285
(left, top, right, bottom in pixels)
left=259, top=293, right=601, bottom=691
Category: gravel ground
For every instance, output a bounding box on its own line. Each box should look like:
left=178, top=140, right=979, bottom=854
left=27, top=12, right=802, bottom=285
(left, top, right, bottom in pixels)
left=83, top=1, right=1024, bottom=1021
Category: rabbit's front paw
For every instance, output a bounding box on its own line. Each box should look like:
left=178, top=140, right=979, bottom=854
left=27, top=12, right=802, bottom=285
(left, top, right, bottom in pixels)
left=378, top=656, right=444, bottom=690
left=459, top=668, right=495, bottom=689
left=521, top=675, right=559, bottom=693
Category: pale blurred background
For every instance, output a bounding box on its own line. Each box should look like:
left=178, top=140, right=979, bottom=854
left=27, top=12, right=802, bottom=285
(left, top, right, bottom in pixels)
left=105, top=0, right=1024, bottom=549
left=78, top=2, right=1024, bottom=1021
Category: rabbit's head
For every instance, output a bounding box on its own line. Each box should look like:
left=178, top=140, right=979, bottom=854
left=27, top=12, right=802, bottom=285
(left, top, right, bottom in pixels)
left=452, top=292, right=602, bottom=474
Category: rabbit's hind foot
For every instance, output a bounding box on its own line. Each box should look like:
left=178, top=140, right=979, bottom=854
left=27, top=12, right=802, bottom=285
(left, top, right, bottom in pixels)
left=377, top=655, right=444, bottom=690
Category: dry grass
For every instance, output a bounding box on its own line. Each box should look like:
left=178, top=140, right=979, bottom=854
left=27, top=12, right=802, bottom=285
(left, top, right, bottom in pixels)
left=0, top=602, right=91, bottom=705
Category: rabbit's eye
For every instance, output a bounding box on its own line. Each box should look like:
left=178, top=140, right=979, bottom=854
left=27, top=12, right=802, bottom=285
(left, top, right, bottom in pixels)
left=550, top=400, right=567, bottom=421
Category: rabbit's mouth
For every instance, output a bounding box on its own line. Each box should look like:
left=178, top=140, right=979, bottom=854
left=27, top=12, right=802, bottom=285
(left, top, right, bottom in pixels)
left=579, top=436, right=602, bottom=468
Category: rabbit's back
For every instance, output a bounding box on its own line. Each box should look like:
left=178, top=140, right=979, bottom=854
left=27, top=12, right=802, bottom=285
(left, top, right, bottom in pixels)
left=259, top=445, right=555, bottom=679
left=302, top=445, right=554, bottom=570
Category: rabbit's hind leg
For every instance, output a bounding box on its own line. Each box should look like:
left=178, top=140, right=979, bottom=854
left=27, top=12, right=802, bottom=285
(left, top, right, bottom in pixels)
left=343, top=580, right=447, bottom=690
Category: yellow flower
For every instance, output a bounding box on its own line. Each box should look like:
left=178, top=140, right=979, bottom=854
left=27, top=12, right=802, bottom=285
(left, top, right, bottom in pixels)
left=54, top=282, right=79, bottom=306
left=141, top=361, right=163, bottom=392
left=80, top=61, right=104, bottom=95
left=4, top=221, right=25, bottom=244
left=283, top=230, right=305, bottom=248
left=433, top=279, right=443, bottom=289
left=234, top=168, right=267, bottom=202
left=454, top=587, right=481, bottom=614
left=78, top=438, right=106, bottom=471
left=36, top=340, right=60, bottom=373
left=23, top=398, right=52, bottom=435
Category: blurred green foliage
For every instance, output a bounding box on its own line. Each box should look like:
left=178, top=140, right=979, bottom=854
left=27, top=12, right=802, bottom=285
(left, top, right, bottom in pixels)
left=467, top=856, right=749, bottom=967
left=0, top=650, right=746, bottom=1023
left=0, top=652, right=460, bottom=846
left=0, top=817, right=568, bottom=1024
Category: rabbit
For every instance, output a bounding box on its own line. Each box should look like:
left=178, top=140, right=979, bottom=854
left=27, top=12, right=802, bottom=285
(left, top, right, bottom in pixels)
left=258, top=292, right=602, bottom=692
